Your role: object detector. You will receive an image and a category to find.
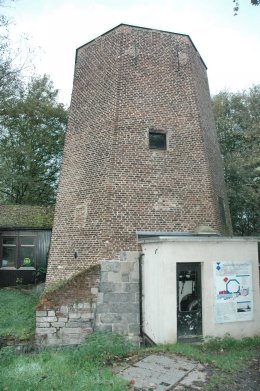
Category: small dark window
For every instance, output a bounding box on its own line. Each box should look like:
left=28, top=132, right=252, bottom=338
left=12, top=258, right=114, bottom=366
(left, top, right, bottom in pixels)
left=149, top=132, right=166, bottom=150
left=218, top=197, right=226, bottom=226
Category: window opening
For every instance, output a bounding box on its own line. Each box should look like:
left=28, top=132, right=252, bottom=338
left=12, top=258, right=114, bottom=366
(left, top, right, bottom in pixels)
left=149, top=131, right=166, bottom=150
left=1, top=235, right=35, bottom=269
left=2, top=237, right=17, bottom=267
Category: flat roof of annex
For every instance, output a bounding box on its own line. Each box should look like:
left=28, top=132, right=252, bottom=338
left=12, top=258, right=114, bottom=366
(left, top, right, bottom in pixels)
left=76, top=23, right=207, bottom=69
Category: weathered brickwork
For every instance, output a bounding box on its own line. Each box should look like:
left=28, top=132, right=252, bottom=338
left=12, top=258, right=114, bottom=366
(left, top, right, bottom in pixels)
left=36, top=255, right=141, bottom=347
left=36, top=266, right=100, bottom=346
left=46, top=24, right=232, bottom=284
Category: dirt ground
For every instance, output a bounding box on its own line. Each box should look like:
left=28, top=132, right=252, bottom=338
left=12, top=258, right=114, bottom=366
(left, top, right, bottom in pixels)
left=181, top=351, right=260, bottom=391
left=212, top=352, right=260, bottom=391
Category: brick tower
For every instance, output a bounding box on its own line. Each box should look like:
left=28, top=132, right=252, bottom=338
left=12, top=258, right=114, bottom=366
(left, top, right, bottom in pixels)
left=46, top=24, right=231, bottom=284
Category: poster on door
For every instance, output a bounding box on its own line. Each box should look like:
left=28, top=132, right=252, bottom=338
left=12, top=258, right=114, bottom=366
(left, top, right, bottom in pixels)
left=214, top=262, right=253, bottom=323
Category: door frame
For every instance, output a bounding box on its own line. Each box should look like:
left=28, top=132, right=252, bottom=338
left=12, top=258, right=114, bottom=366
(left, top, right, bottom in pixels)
left=176, top=262, right=202, bottom=342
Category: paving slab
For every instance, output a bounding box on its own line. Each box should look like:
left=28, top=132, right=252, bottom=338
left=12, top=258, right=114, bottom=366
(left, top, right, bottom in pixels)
left=118, top=354, right=207, bottom=390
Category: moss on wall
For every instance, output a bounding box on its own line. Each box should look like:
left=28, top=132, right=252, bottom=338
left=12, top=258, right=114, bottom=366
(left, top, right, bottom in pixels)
left=0, top=205, right=54, bottom=229
left=37, top=265, right=101, bottom=309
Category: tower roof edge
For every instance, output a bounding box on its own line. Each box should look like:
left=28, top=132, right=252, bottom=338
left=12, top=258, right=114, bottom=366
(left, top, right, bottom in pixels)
left=76, top=23, right=207, bottom=69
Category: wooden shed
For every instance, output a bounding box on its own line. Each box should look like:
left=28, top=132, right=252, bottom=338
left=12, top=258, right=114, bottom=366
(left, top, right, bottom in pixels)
left=0, top=205, right=53, bottom=287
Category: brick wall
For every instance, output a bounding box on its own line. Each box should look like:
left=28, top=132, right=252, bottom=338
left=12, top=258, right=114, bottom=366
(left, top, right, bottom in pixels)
left=46, top=24, right=231, bottom=284
left=36, top=255, right=141, bottom=347
left=36, top=265, right=100, bottom=346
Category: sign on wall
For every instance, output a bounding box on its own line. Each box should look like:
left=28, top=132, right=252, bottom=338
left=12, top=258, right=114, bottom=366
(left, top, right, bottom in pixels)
left=214, top=262, right=253, bottom=323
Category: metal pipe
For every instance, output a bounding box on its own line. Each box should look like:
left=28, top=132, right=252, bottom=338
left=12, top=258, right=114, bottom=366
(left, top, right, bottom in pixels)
left=139, top=252, right=144, bottom=340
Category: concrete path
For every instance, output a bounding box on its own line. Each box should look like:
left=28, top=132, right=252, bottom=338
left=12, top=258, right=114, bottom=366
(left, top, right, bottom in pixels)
left=118, top=354, right=207, bottom=390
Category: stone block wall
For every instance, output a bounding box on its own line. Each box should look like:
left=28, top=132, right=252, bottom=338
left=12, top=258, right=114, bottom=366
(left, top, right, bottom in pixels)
left=36, top=303, right=95, bottom=346
left=96, top=251, right=140, bottom=344
left=36, top=253, right=141, bottom=347
left=36, top=265, right=100, bottom=347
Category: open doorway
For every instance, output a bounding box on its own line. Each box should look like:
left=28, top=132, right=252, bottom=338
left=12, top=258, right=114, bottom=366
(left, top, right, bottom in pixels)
left=177, top=262, right=202, bottom=342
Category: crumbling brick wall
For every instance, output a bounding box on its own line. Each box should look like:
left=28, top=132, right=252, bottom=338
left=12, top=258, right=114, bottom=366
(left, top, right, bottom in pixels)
left=36, top=265, right=100, bottom=346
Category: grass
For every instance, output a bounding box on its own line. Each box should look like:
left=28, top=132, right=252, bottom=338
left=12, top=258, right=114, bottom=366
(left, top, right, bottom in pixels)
left=0, top=286, right=259, bottom=390
left=0, top=333, right=259, bottom=391
left=149, top=335, right=260, bottom=390
left=152, top=335, right=260, bottom=372
left=0, top=332, right=133, bottom=391
left=0, top=287, right=40, bottom=340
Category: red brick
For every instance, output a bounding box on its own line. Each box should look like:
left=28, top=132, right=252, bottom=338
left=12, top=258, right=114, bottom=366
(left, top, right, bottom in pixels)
left=46, top=24, right=231, bottom=285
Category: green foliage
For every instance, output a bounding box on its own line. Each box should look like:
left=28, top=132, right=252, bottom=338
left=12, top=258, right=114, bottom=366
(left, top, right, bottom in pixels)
left=203, top=334, right=260, bottom=351
left=213, top=85, right=260, bottom=235
left=0, top=1, right=25, bottom=104
left=152, top=335, right=260, bottom=373
left=32, top=267, right=47, bottom=284
left=0, top=332, right=132, bottom=391
left=0, top=3, right=67, bottom=206
left=233, top=0, right=260, bottom=15
left=0, top=74, right=67, bottom=205
left=0, top=346, right=15, bottom=366
left=0, top=323, right=259, bottom=391
left=76, top=331, right=135, bottom=363
left=0, top=205, right=54, bottom=228
left=0, top=287, right=40, bottom=339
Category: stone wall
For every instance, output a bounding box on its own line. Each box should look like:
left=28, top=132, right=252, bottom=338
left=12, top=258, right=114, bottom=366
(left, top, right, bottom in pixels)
left=96, top=251, right=140, bottom=344
left=36, top=265, right=100, bottom=347
left=36, top=304, right=95, bottom=346
left=36, top=253, right=141, bottom=347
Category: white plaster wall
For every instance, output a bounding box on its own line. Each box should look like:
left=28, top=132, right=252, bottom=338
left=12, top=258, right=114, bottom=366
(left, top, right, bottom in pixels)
left=141, top=238, right=260, bottom=344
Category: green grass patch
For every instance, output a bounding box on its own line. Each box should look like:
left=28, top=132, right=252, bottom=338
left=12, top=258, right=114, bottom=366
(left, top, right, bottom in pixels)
left=0, top=332, right=133, bottom=391
left=148, top=335, right=260, bottom=390
left=0, top=332, right=259, bottom=391
left=150, top=335, right=260, bottom=372
left=0, top=287, right=40, bottom=340
left=0, top=289, right=259, bottom=391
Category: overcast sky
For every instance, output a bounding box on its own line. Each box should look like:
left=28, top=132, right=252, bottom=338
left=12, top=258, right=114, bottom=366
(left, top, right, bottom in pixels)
left=5, top=0, right=260, bottom=105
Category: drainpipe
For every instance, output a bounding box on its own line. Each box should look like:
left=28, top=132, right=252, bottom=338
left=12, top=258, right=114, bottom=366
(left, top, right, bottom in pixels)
left=139, top=252, right=144, bottom=340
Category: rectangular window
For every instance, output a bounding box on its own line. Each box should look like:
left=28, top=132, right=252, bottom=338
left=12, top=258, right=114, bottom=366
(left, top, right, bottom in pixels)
left=2, top=246, right=16, bottom=268
left=3, top=237, right=16, bottom=245
left=1, top=235, right=36, bottom=269
left=20, top=246, right=35, bottom=267
left=20, top=236, right=35, bottom=268
left=149, top=131, right=166, bottom=150
left=20, top=237, right=34, bottom=246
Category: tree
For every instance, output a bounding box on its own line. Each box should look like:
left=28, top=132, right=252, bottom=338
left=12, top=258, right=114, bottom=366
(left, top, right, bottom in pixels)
left=213, top=86, right=260, bottom=235
left=233, top=0, right=260, bottom=15
left=0, top=1, right=34, bottom=105
left=0, top=1, right=15, bottom=96
left=0, top=74, right=67, bottom=205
